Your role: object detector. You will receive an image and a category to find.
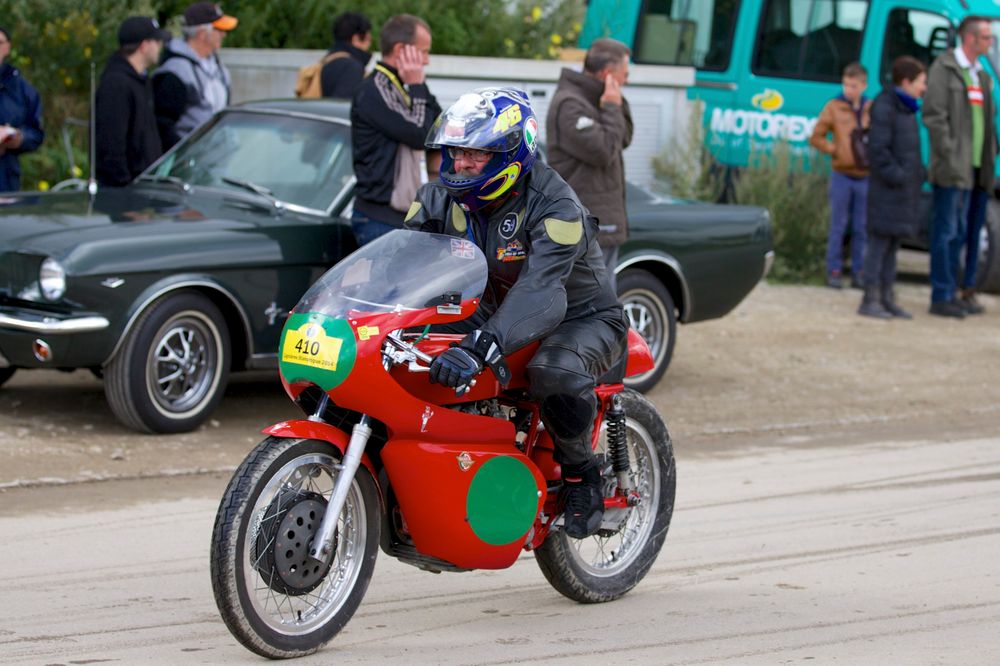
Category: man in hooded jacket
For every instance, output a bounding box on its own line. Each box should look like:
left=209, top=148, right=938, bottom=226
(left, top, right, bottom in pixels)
left=0, top=26, right=43, bottom=192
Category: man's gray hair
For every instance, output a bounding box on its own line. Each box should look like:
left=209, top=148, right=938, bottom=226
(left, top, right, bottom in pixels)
left=584, top=38, right=630, bottom=75
left=380, top=14, right=430, bottom=56
left=181, top=23, right=213, bottom=41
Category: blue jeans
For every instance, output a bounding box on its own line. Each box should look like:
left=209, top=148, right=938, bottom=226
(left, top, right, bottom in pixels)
left=929, top=185, right=971, bottom=303
left=962, top=186, right=989, bottom=289
left=826, top=172, right=868, bottom=277
left=351, top=209, right=397, bottom=246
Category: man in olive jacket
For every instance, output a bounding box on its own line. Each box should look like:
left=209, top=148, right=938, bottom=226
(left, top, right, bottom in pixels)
left=923, top=15, right=998, bottom=317
left=546, top=38, right=634, bottom=290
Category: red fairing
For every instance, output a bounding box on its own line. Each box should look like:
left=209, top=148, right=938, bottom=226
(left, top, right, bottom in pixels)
left=625, top=328, right=655, bottom=376
left=262, top=419, right=379, bottom=482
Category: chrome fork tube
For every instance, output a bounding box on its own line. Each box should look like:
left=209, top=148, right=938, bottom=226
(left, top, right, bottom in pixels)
left=309, top=414, right=372, bottom=563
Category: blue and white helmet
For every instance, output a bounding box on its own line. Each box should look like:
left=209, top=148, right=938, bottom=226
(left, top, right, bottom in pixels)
left=426, top=87, right=539, bottom=211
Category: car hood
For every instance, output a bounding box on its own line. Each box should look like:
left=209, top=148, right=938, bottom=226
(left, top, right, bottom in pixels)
left=0, top=186, right=293, bottom=258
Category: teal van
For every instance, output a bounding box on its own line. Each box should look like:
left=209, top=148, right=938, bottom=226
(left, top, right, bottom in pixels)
left=581, top=0, right=1000, bottom=290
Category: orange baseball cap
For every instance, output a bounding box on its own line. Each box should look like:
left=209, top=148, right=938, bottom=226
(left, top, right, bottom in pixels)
left=183, top=2, right=238, bottom=31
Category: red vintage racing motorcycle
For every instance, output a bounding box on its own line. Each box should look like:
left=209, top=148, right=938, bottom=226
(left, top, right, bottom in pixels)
left=210, top=229, right=676, bottom=658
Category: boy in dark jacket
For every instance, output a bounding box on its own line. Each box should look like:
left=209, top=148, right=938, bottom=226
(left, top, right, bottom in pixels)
left=858, top=56, right=927, bottom=319
left=95, top=17, right=169, bottom=187
left=320, top=12, right=372, bottom=99
left=0, top=27, right=44, bottom=192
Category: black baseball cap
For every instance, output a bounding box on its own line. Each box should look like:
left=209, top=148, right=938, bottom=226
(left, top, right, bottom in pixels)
left=183, top=2, right=238, bottom=31
left=118, top=16, right=170, bottom=46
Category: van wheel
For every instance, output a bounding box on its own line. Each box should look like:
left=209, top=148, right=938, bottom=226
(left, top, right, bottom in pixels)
left=617, top=269, right=676, bottom=393
left=975, top=200, right=1000, bottom=294
left=104, top=292, right=230, bottom=433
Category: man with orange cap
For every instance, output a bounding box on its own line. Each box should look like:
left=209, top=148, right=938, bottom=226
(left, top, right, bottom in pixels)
left=153, top=2, right=238, bottom=149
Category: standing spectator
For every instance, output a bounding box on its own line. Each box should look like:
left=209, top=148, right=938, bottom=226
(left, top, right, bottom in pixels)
left=546, top=38, right=634, bottom=292
left=809, top=62, right=872, bottom=289
left=923, top=15, right=998, bottom=318
left=95, top=17, right=169, bottom=187
left=350, top=14, right=440, bottom=246
left=857, top=56, right=927, bottom=319
left=0, top=27, right=43, bottom=193
left=152, top=2, right=238, bottom=150
left=320, top=12, right=372, bottom=99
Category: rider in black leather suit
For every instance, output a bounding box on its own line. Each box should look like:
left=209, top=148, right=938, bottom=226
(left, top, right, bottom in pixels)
left=404, top=87, right=628, bottom=538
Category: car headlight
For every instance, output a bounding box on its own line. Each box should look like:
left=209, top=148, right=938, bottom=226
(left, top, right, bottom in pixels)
left=39, top=257, right=66, bottom=301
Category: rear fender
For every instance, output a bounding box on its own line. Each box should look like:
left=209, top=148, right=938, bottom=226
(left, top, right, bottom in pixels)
left=261, top=419, right=380, bottom=492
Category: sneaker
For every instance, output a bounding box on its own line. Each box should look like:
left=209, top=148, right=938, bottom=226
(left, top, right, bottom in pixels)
left=959, top=292, right=985, bottom=315
left=826, top=272, right=843, bottom=289
left=928, top=300, right=966, bottom=319
left=561, top=466, right=604, bottom=539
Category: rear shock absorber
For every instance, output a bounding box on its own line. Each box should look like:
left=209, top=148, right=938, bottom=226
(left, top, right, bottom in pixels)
left=605, top=393, right=631, bottom=491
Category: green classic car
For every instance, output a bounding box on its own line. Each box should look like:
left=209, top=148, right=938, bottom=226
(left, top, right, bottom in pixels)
left=0, top=99, right=771, bottom=433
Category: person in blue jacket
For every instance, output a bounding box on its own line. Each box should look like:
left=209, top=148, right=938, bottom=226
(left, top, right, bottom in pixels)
left=0, top=27, right=44, bottom=192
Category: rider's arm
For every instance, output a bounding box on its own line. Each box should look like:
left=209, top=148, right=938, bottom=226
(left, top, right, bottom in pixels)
left=403, top=183, right=449, bottom=232
left=481, top=198, right=588, bottom=352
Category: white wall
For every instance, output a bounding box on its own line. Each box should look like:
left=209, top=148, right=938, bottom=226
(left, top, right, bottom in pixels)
left=220, top=48, right=695, bottom=188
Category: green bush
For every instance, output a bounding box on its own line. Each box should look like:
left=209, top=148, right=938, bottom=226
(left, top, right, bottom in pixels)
left=652, top=103, right=830, bottom=284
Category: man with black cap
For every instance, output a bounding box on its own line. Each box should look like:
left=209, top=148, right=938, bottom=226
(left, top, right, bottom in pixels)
left=95, top=17, right=169, bottom=187
left=0, top=26, right=44, bottom=192
left=153, top=2, right=238, bottom=149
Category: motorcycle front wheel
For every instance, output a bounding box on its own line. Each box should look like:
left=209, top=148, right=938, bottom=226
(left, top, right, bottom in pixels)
left=534, top=388, right=676, bottom=603
left=210, top=437, right=380, bottom=658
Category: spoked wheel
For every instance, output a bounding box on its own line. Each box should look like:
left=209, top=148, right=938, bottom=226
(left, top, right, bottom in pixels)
left=534, top=389, right=675, bottom=603
left=210, top=437, right=380, bottom=658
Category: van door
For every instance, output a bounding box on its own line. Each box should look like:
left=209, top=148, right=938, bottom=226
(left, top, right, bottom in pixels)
left=720, top=0, right=872, bottom=166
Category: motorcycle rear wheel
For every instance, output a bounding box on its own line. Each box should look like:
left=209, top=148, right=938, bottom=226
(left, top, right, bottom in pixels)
left=534, top=389, right=676, bottom=603
left=210, top=437, right=380, bottom=658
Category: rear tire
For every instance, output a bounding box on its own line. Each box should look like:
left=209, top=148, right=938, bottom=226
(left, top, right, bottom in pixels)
left=534, top=389, right=675, bottom=603
left=211, top=437, right=380, bottom=658
left=975, top=200, right=1000, bottom=293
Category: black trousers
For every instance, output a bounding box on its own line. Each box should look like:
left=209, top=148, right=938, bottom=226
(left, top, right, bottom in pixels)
left=862, top=231, right=901, bottom=289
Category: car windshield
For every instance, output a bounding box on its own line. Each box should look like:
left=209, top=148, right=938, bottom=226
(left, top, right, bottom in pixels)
left=149, top=110, right=353, bottom=212
left=294, top=229, right=488, bottom=318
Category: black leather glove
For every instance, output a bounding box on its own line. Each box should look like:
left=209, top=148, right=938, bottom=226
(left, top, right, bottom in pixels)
left=429, top=347, right=483, bottom=390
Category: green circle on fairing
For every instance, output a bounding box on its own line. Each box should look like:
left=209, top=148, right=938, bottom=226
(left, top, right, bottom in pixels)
left=466, top=456, right=539, bottom=545
left=278, top=312, right=356, bottom=391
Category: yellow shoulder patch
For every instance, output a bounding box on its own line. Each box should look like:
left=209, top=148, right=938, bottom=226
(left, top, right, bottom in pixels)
left=404, top=201, right=422, bottom=222
left=543, top=217, right=583, bottom=245
left=450, top=202, right=467, bottom=233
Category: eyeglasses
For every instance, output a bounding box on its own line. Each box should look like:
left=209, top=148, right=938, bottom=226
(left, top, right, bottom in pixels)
left=448, top=147, right=493, bottom=164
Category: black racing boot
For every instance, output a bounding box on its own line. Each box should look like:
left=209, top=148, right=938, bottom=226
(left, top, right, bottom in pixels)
left=561, top=464, right=604, bottom=539
left=858, top=284, right=892, bottom=319
left=880, top=286, right=912, bottom=319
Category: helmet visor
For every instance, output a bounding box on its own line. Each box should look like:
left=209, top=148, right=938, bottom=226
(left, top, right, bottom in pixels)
left=426, top=91, right=525, bottom=153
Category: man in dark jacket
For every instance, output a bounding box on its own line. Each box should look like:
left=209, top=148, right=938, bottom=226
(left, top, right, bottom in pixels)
left=320, top=12, right=372, bottom=99
left=0, top=27, right=44, bottom=193
left=95, top=17, right=169, bottom=187
left=546, top=38, right=633, bottom=290
left=858, top=56, right=927, bottom=320
left=406, top=88, right=627, bottom=539
left=923, top=15, right=998, bottom=317
left=350, top=14, right=440, bottom=245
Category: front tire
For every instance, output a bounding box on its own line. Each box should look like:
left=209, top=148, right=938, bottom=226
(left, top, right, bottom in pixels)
left=211, top=437, right=381, bottom=658
left=104, top=292, right=230, bottom=433
left=618, top=269, right=677, bottom=393
left=534, top=389, right=676, bottom=603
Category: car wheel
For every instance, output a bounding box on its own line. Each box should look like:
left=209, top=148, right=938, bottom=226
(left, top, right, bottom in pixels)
left=0, top=367, right=15, bottom=388
left=617, top=269, right=677, bottom=393
left=104, top=292, right=231, bottom=433
left=975, top=200, right=1000, bottom=294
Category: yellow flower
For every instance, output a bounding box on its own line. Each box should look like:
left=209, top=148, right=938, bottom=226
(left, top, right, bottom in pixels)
left=573, top=22, right=582, bottom=33
left=71, top=165, right=83, bottom=178
left=531, top=6, right=542, bottom=21
left=84, top=47, right=92, bottom=58
left=39, top=181, right=51, bottom=191
left=91, top=27, right=98, bottom=37
left=548, top=46, right=558, bottom=58
left=23, top=56, right=31, bottom=66
left=64, top=77, right=73, bottom=87
left=550, top=33, right=562, bottom=45
left=504, top=38, right=515, bottom=49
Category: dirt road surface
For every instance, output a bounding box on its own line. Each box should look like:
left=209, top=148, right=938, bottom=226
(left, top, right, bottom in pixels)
left=1, top=279, right=999, bottom=663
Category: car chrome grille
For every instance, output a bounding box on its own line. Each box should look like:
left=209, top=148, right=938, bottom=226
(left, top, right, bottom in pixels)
left=0, top=253, right=39, bottom=297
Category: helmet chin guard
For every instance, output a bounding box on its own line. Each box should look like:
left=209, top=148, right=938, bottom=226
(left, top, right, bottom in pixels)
left=426, top=87, right=539, bottom=211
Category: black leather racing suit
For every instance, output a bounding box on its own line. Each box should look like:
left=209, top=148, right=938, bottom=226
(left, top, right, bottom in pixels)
left=404, top=162, right=628, bottom=468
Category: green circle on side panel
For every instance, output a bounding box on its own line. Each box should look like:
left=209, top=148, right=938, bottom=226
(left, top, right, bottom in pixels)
left=467, top=456, right=539, bottom=546
left=278, top=312, right=357, bottom=391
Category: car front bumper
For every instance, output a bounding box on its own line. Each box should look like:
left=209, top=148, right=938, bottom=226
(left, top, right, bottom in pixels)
left=0, top=306, right=111, bottom=368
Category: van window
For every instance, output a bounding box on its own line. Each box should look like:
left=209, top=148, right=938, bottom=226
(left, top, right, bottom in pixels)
left=753, top=0, right=870, bottom=81
left=880, top=9, right=951, bottom=84
left=633, top=0, right=742, bottom=71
